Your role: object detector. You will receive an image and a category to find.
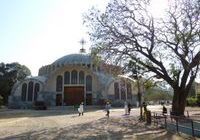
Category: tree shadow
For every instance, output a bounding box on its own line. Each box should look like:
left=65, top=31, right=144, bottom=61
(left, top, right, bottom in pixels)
left=0, top=106, right=102, bottom=119
left=1, top=116, right=189, bottom=140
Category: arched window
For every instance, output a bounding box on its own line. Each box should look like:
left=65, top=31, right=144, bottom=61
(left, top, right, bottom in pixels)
left=34, top=83, right=40, bottom=101
left=127, top=83, right=132, bottom=99
left=48, top=66, right=51, bottom=73
left=64, top=71, right=70, bottom=84
left=56, top=75, right=63, bottom=92
left=120, top=80, right=126, bottom=100
left=79, top=71, right=84, bottom=84
left=114, top=82, right=119, bottom=99
left=86, top=75, right=92, bottom=91
left=28, top=81, right=33, bottom=101
left=71, top=70, right=77, bottom=84
left=45, top=67, right=48, bottom=74
left=21, top=83, right=27, bottom=101
left=52, top=65, right=55, bottom=71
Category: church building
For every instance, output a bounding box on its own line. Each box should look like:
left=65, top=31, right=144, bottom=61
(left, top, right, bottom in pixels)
left=9, top=47, right=140, bottom=108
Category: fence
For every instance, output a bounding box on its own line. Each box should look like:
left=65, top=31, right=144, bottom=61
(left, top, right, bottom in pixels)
left=152, top=112, right=200, bottom=138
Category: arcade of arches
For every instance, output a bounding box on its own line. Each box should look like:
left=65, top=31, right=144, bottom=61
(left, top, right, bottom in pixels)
left=10, top=53, right=139, bottom=108
left=56, top=70, right=92, bottom=106
left=21, top=82, right=40, bottom=102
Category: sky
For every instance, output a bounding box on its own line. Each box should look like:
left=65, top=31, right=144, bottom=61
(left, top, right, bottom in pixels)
left=0, top=0, right=169, bottom=76
left=0, top=0, right=109, bottom=75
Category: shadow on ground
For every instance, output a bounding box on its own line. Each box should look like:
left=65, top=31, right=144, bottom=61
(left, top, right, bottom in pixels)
left=0, top=106, right=103, bottom=119
left=2, top=116, right=191, bottom=140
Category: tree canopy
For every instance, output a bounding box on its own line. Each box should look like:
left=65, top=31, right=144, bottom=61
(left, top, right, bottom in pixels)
left=85, top=0, right=200, bottom=115
left=0, top=62, right=31, bottom=105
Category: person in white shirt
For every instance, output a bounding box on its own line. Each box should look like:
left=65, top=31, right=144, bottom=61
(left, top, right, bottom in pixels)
left=78, top=102, right=84, bottom=116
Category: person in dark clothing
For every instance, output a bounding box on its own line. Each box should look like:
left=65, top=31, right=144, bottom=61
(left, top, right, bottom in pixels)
left=128, top=103, right=131, bottom=115
left=162, top=105, right=167, bottom=115
left=105, top=102, right=111, bottom=117
left=143, top=102, right=147, bottom=112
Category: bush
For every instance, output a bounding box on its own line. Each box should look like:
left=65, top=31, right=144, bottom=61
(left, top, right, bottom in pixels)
left=187, top=97, right=197, bottom=106
left=0, top=95, right=3, bottom=107
left=197, top=94, right=200, bottom=106
left=111, top=100, right=124, bottom=107
left=33, top=101, right=47, bottom=110
left=96, top=99, right=106, bottom=106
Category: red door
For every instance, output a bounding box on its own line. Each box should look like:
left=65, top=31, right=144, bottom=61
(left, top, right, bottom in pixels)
left=64, top=86, right=84, bottom=105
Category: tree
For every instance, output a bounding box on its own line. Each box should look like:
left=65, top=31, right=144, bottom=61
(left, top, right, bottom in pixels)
left=85, top=0, right=200, bottom=116
left=0, top=62, right=31, bottom=105
left=144, top=87, right=173, bottom=102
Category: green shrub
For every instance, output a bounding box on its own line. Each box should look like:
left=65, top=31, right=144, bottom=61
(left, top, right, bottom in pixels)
left=196, top=94, right=200, bottom=106
left=0, top=95, right=3, bottom=107
left=187, top=97, right=197, bottom=106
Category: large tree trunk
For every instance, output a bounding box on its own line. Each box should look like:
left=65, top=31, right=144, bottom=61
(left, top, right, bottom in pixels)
left=172, top=89, right=187, bottom=116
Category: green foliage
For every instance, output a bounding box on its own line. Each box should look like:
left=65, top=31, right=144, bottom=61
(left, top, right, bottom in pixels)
left=0, top=62, right=31, bottom=105
left=144, top=88, right=172, bottom=102
left=0, top=95, right=3, bottom=107
left=91, top=48, right=102, bottom=66
left=187, top=97, right=198, bottom=106
left=187, top=94, right=200, bottom=107
left=188, top=83, right=196, bottom=97
left=85, top=0, right=200, bottom=115
left=197, top=94, right=200, bottom=106
left=169, top=64, right=181, bottom=80
left=6, top=63, right=31, bottom=80
left=127, top=60, right=146, bottom=77
left=144, top=80, right=156, bottom=90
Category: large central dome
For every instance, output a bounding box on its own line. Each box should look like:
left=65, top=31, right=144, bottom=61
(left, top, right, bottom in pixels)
left=52, top=53, right=92, bottom=66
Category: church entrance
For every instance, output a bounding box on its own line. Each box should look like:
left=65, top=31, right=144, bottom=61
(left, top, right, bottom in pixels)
left=86, top=94, right=92, bottom=105
left=56, top=94, right=62, bottom=106
left=64, top=86, right=84, bottom=106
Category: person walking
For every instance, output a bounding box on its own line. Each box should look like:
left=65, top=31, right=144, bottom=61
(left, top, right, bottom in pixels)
left=128, top=103, right=131, bottom=115
left=162, top=105, right=167, bottom=115
left=105, top=101, right=111, bottom=118
left=78, top=102, right=84, bottom=116
left=124, top=101, right=128, bottom=115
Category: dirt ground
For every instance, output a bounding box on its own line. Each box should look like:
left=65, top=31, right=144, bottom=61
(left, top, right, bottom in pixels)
left=0, top=105, right=199, bottom=140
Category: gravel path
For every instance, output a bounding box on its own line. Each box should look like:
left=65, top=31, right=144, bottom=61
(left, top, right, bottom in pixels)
left=0, top=106, right=198, bottom=140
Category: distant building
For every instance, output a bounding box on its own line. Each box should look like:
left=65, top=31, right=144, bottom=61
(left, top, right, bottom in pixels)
left=194, top=82, right=200, bottom=96
left=188, top=82, right=200, bottom=97
left=9, top=49, right=139, bottom=108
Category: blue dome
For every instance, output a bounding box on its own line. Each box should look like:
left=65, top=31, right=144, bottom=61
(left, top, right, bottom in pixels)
left=52, top=53, right=92, bottom=66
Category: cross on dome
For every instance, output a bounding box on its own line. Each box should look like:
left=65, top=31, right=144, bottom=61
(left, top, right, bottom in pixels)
left=79, top=38, right=86, bottom=53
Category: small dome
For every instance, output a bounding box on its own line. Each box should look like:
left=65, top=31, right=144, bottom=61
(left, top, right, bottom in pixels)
left=52, top=53, right=92, bottom=66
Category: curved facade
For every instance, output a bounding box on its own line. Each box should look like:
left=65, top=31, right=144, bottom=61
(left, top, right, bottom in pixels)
left=9, top=53, right=139, bottom=108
